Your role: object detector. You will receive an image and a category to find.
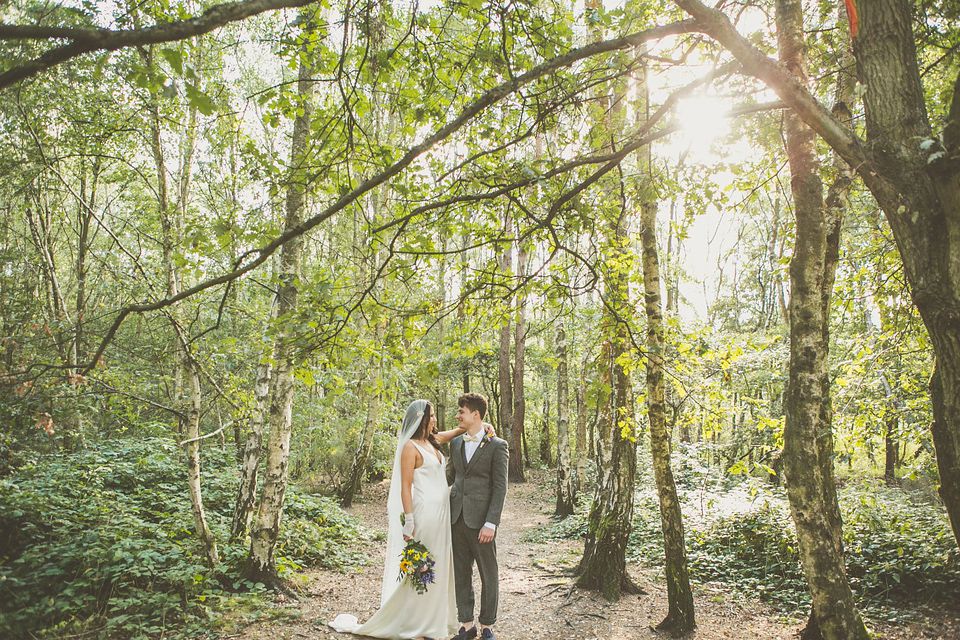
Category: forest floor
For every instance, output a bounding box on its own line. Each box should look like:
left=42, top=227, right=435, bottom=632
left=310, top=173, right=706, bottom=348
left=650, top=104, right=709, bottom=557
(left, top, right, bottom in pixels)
left=228, top=469, right=959, bottom=640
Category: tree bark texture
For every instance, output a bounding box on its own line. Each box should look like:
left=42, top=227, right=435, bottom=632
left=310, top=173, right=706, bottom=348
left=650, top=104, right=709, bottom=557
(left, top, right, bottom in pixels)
left=556, top=319, right=576, bottom=516
left=776, top=1, right=869, bottom=638
left=577, top=203, right=638, bottom=599
left=511, top=241, right=528, bottom=482
left=243, top=51, right=312, bottom=589
left=576, top=345, right=590, bottom=493
left=577, top=18, right=638, bottom=598
left=341, top=356, right=383, bottom=507
left=182, top=353, right=219, bottom=567
left=641, top=199, right=695, bottom=634
left=231, top=353, right=270, bottom=540
left=497, top=211, right=519, bottom=480
left=539, top=396, right=552, bottom=467
left=577, top=332, right=638, bottom=600
left=142, top=59, right=185, bottom=406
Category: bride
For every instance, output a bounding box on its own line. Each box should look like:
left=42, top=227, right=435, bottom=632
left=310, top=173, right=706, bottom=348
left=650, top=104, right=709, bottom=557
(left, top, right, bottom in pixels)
left=331, top=399, right=480, bottom=640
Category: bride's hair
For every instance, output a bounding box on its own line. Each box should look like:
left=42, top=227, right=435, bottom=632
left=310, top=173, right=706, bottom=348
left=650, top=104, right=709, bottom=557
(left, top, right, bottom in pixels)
left=411, top=401, right=440, bottom=448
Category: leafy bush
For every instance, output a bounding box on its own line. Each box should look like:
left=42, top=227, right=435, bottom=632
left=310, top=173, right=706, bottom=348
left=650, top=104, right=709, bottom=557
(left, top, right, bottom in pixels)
left=842, top=482, right=959, bottom=610
left=0, top=437, right=366, bottom=639
left=684, top=504, right=810, bottom=611
left=531, top=478, right=959, bottom=618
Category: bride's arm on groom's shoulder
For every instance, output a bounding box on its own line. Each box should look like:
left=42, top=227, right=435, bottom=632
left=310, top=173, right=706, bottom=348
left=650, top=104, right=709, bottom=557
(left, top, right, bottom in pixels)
left=433, top=426, right=465, bottom=444
left=434, top=421, right=495, bottom=445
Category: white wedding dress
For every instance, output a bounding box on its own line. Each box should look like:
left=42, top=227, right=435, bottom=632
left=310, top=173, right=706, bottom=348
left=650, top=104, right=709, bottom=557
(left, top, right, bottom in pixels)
left=330, top=441, right=457, bottom=639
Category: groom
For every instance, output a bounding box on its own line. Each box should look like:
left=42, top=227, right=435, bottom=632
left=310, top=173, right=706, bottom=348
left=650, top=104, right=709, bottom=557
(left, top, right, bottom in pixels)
left=446, top=392, right=509, bottom=640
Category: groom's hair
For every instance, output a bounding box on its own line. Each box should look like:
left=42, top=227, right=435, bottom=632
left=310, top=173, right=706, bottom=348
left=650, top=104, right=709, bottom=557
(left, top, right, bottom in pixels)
left=457, top=392, right=487, bottom=419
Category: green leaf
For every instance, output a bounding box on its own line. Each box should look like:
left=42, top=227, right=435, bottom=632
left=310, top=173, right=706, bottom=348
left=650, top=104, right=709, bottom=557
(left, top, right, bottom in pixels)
left=185, top=83, right=216, bottom=115
left=159, top=48, right=183, bottom=75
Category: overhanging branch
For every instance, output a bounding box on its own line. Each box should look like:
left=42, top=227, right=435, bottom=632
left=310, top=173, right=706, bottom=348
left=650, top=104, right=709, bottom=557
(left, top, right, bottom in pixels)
left=0, top=0, right=318, bottom=90
left=78, top=19, right=702, bottom=374
left=671, top=0, right=869, bottom=170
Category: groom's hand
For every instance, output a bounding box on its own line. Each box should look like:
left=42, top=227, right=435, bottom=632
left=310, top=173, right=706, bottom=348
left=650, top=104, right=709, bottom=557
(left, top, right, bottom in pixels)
left=478, top=525, right=495, bottom=544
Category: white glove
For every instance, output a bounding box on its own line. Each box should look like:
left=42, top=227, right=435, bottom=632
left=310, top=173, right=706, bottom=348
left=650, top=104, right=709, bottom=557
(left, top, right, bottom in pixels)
left=402, top=513, right=415, bottom=538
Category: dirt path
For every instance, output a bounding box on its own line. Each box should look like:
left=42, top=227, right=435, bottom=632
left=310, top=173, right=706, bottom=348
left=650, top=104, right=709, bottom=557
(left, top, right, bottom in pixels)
left=233, top=469, right=958, bottom=640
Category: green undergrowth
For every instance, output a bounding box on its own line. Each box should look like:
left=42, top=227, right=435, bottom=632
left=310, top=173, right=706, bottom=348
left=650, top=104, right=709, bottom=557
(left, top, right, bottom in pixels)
left=529, top=478, right=959, bottom=623
left=0, top=438, right=368, bottom=639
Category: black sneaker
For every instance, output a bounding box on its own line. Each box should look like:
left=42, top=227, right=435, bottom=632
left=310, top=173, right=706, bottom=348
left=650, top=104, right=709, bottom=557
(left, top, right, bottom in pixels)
left=480, top=629, right=496, bottom=640
left=451, top=625, right=478, bottom=640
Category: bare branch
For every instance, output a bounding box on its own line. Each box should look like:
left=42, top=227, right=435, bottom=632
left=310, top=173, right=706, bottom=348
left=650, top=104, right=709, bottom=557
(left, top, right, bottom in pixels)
left=179, top=422, right=231, bottom=447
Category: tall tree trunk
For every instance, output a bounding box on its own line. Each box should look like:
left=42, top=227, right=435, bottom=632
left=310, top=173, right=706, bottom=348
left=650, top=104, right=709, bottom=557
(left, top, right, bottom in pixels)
left=884, top=415, right=899, bottom=481
left=555, top=318, right=576, bottom=515
left=243, top=42, right=313, bottom=590
left=498, top=211, right=518, bottom=476
left=577, top=302, right=639, bottom=599
left=340, top=352, right=383, bottom=507
left=460, top=231, right=472, bottom=394
left=642, top=190, right=695, bottom=634
left=636, top=47, right=694, bottom=632
left=511, top=241, right=528, bottom=481
left=576, top=345, right=590, bottom=493
left=142, top=56, right=184, bottom=407
left=882, top=371, right=901, bottom=482
left=26, top=204, right=71, bottom=361
left=539, top=396, right=552, bottom=466
left=776, top=2, right=868, bottom=638
left=73, top=156, right=97, bottom=374
left=181, top=347, right=219, bottom=567
left=230, top=300, right=275, bottom=541
left=138, top=39, right=217, bottom=560
left=577, top=92, right=638, bottom=598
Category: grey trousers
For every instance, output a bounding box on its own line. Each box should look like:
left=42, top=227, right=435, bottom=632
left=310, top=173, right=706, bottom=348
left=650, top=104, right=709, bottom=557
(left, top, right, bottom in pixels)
left=451, top=514, right=499, bottom=626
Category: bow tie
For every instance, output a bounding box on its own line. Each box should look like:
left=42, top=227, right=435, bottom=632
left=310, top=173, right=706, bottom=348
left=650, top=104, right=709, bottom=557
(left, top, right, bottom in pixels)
left=462, top=433, right=482, bottom=443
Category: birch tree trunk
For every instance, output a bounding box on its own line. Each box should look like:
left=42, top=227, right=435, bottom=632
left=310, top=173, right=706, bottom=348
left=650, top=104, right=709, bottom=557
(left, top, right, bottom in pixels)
left=577, top=256, right=639, bottom=600
left=577, top=143, right=638, bottom=601
left=539, top=396, right=552, bottom=466
left=576, top=6, right=638, bottom=598
left=142, top=54, right=184, bottom=406
left=498, top=211, right=517, bottom=474
left=181, top=347, right=219, bottom=567
left=641, top=179, right=695, bottom=635
left=555, top=318, right=576, bottom=515
left=511, top=241, right=528, bottom=482
left=230, top=300, right=275, bottom=541
left=341, top=349, right=383, bottom=507
left=776, top=2, right=868, bottom=638
left=243, top=42, right=313, bottom=589
left=138, top=38, right=217, bottom=562
left=576, top=345, right=590, bottom=493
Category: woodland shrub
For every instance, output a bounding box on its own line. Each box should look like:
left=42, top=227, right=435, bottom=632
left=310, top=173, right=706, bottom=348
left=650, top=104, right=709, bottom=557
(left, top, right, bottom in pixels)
left=531, top=478, right=959, bottom=619
left=0, top=437, right=365, bottom=639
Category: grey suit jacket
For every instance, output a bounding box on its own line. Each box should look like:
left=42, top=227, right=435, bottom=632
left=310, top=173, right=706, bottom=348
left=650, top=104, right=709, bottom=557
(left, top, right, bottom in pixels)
left=446, top=434, right=509, bottom=530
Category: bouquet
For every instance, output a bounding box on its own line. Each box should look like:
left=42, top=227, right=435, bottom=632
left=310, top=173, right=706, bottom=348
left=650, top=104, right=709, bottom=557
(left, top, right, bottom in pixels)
left=397, top=516, right=436, bottom=595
